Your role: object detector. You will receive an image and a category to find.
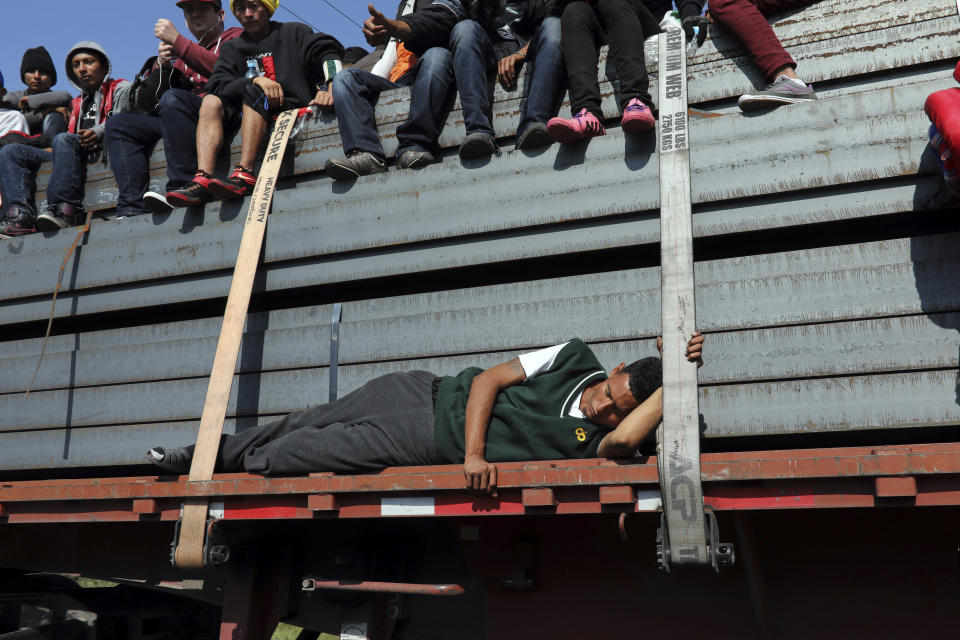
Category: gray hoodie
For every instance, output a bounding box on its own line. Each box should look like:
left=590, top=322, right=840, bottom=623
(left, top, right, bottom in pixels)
left=64, top=41, right=131, bottom=149
left=0, top=89, right=72, bottom=134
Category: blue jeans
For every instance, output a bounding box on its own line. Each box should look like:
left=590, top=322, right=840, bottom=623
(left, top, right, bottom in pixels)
left=0, top=132, right=86, bottom=216
left=331, top=46, right=456, bottom=160
left=450, top=19, right=565, bottom=138
left=517, top=17, right=565, bottom=135
left=42, top=112, right=67, bottom=138
left=105, top=89, right=203, bottom=213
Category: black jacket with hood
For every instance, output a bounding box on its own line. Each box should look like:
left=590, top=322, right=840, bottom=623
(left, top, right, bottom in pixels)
left=206, top=21, right=344, bottom=110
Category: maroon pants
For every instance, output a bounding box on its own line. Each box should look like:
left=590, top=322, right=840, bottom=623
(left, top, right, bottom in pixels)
left=708, top=0, right=821, bottom=81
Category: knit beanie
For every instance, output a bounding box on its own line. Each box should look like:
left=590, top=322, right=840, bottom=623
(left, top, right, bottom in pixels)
left=231, top=0, right=278, bottom=15
left=20, top=46, right=57, bottom=85
left=0, top=70, right=4, bottom=89
left=177, top=0, right=221, bottom=8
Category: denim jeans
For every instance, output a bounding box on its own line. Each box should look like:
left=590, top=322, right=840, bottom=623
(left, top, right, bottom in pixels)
left=332, top=47, right=456, bottom=160
left=450, top=18, right=566, bottom=139
left=42, top=112, right=68, bottom=138
left=517, top=16, right=565, bottom=137
left=449, top=20, right=496, bottom=138
left=105, top=89, right=203, bottom=213
left=0, top=132, right=86, bottom=216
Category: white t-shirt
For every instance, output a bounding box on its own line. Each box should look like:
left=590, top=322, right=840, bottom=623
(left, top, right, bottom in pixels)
left=518, top=342, right=587, bottom=419
left=371, top=0, right=417, bottom=78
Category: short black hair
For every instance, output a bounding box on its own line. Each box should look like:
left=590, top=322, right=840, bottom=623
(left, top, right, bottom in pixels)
left=343, top=46, right=369, bottom=65
left=621, top=357, right=662, bottom=403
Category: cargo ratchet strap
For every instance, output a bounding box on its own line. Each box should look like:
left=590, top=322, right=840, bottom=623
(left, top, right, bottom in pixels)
left=655, top=29, right=733, bottom=572
left=173, top=109, right=299, bottom=569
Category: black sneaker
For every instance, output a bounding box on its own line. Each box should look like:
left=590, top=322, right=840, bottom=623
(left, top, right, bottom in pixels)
left=324, top=151, right=388, bottom=181
left=459, top=132, right=497, bottom=160
left=516, top=123, right=553, bottom=150
left=36, top=203, right=82, bottom=232
left=396, top=149, right=435, bottom=170
left=207, top=165, right=257, bottom=200
left=143, top=191, right=174, bottom=213
left=146, top=446, right=194, bottom=474
left=0, top=207, right=38, bottom=239
left=166, top=172, right=216, bottom=208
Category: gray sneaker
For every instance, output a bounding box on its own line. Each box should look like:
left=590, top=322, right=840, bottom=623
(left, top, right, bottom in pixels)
left=146, top=446, right=194, bottom=474
left=324, top=151, right=388, bottom=181
left=36, top=203, right=82, bottom=231
left=738, top=75, right=817, bottom=111
left=459, top=132, right=497, bottom=160
left=397, top=149, right=436, bottom=170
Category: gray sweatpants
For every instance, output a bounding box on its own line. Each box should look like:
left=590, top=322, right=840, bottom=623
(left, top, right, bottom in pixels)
left=219, top=370, right=440, bottom=475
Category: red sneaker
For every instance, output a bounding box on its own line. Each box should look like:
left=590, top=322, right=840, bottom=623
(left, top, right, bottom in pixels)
left=547, top=108, right=605, bottom=143
left=207, top=165, right=257, bottom=200
left=621, top=98, right=656, bottom=133
left=166, top=171, right=215, bottom=208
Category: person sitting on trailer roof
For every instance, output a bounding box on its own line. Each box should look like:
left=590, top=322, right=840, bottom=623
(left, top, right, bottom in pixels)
left=546, top=0, right=704, bottom=143
left=0, top=42, right=131, bottom=239
left=441, top=0, right=567, bottom=157
left=164, top=0, right=344, bottom=208
left=707, top=0, right=819, bottom=111
left=147, top=333, right=704, bottom=493
left=323, top=1, right=463, bottom=181
left=103, top=0, right=243, bottom=217
left=0, top=47, right=72, bottom=139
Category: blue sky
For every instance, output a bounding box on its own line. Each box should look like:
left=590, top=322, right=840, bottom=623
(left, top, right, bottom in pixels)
left=2, top=0, right=368, bottom=92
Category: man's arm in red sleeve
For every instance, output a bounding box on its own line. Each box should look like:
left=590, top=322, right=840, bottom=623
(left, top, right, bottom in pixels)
left=171, top=28, right=243, bottom=79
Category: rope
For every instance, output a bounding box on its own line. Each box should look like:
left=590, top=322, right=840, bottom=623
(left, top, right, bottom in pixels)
left=25, top=211, right=93, bottom=397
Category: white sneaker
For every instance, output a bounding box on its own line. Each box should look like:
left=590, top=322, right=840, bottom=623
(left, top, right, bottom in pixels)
left=143, top=191, right=174, bottom=213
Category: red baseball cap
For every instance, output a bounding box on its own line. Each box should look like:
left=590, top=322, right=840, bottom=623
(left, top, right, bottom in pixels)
left=176, top=0, right=223, bottom=9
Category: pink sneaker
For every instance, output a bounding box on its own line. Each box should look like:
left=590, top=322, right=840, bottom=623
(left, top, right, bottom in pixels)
left=621, top=98, right=655, bottom=133
left=547, top=108, right=605, bottom=143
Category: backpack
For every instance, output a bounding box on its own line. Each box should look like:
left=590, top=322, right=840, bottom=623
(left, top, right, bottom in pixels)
left=127, top=56, right=190, bottom=115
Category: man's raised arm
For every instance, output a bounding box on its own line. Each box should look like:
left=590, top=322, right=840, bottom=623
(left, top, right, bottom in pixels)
left=462, top=358, right=527, bottom=495
left=598, top=332, right=704, bottom=459
left=597, top=388, right=664, bottom=458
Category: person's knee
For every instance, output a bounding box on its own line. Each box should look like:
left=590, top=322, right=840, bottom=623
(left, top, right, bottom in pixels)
left=52, top=132, right=80, bottom=151
left=333, top=68, right=362, bottom=90
left=596, top=0, right=636, bottom=22
left=705, top=0, right=734, bottom=19
left=240, top=102, right=268, bottom=126
left=104, top=112, right=132, bottom=138
left=562, top=0, right=594, bottom=22
left=199, top=94, right=224, bottom=119
left=332, top=67, right=363, bottom=99
left=450, top=19, right=484, bottom=49
left=159, top=88, right=189, bottom=112
left=540, top=16, right=562, bottom=42
left=42, top=112, right=65, bottom=129
left=418, top=47, right=453, bottom=78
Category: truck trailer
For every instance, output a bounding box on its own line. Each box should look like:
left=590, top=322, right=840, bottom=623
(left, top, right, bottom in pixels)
left=1, top=1, right=959, bottom=638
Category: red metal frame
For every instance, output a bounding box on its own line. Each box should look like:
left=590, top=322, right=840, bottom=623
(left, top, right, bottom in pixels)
left=0, top=442, right=957, bottom=524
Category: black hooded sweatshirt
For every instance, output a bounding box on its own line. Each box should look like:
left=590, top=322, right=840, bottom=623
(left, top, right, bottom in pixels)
left=207, top=21, right=344, bottom=109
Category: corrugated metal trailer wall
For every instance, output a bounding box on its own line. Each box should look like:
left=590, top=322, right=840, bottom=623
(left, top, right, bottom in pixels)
left=0, top=0, right=958, bottom=472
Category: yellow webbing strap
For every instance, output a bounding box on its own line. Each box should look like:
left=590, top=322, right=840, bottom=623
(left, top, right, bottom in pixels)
left=174, top=109, right=299, bottom=569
